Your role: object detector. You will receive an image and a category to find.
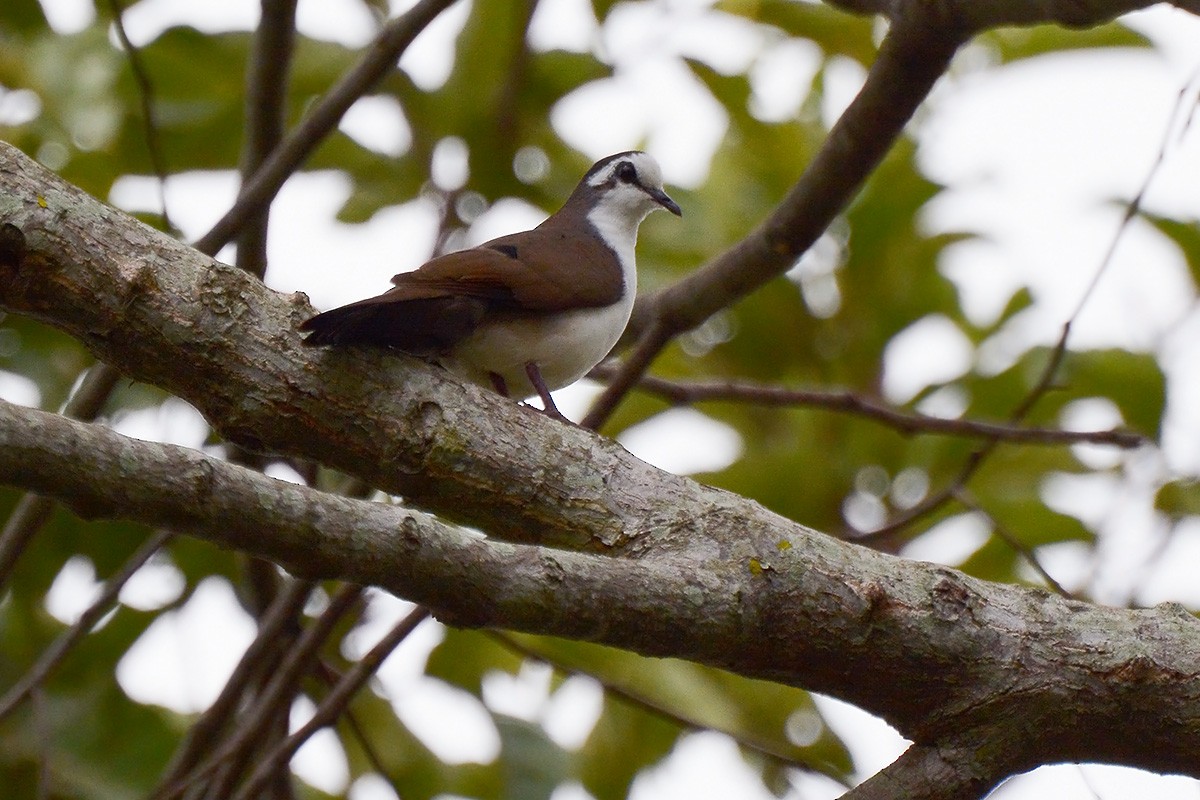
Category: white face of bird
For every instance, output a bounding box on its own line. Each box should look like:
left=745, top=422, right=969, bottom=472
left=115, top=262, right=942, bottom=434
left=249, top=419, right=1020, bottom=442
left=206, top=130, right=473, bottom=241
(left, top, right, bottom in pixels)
left=585, top=151, right=682, bottom=224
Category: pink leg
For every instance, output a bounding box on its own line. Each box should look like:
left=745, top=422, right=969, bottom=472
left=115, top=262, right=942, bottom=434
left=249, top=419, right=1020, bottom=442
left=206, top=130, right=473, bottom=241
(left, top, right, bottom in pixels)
left=524, top=362, right=568, bottom=421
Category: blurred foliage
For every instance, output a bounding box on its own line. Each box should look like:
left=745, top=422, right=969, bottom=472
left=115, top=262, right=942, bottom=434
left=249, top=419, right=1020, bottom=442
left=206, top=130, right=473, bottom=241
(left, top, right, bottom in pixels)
left=0, top=0, right=1183, bottom=798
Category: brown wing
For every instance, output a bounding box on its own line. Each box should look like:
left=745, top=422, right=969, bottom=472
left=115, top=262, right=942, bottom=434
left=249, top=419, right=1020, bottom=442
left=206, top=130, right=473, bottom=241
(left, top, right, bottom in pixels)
left=302, top=221, right=623, bottom=353
left=400, top=224, right=624, bottom=311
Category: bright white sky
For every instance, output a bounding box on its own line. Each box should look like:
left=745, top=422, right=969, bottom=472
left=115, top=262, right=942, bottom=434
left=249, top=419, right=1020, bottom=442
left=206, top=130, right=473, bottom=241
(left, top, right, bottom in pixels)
left=17, top=0, right=1200, bottom=798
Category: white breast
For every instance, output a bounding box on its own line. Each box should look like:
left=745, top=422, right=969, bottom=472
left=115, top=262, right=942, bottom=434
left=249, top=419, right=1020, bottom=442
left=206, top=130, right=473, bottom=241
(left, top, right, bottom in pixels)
left=441, top=296, right=634, bottom=396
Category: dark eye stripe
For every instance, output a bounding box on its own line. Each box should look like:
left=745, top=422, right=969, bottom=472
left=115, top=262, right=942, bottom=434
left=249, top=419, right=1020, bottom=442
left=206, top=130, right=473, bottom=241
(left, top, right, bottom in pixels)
left=616, top=162, right=638, bottom=184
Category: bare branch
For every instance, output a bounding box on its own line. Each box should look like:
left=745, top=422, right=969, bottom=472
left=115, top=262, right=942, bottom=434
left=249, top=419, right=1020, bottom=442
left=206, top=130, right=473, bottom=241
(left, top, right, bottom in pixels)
left=859, top=62, right=1195, bottom=543
left=235, top=0, right=299, bottom=279
left=0, top=0, right=452, bottom=596
left=596, top=0, right=1194, bottom=432
left=230, top=606, right=432, bottom=800
left=106, top=0, right=174, bottom=234
left=154, top=586, right=364, bottom=800
left=598, top=368, right=1144, bottom=448
left=156, top=577, right=316, bottom=789
left=841, top=740, right=1007, bottom=800
left=193, top=0, right=460, bottom=256
left=0, top=142, right=728, bottom=552
left=942, top=0, right=1177, bottom=31
left=953, top=489, right=1073, bottom=599
left=489, top=631, right=852, bottom=786
left=0, top=362, right=120, bottom=591
left=0, top=529, right=173, bottom=721
left=824, top=0, right=892, bottom=15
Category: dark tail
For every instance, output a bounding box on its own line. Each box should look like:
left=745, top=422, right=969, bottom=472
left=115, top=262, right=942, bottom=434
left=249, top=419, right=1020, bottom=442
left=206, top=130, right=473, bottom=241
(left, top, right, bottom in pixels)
left=300, top=295, right=487, bottom=355
left=299, top=303, right=383, bottom=346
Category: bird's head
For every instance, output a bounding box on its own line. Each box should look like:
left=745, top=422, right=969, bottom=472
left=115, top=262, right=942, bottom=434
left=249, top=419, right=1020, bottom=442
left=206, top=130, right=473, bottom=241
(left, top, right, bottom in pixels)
left=577, top=151, right=682, bottom=225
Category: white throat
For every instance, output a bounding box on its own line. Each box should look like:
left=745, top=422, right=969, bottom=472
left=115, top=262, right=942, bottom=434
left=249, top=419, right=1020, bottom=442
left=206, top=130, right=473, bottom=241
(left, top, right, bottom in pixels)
left=586, top=202, right=642, bottom=295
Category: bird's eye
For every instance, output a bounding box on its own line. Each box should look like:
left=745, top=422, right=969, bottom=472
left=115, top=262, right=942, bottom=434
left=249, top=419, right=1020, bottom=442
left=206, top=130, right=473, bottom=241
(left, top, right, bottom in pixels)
left=616, top=162, right=638, bottom=184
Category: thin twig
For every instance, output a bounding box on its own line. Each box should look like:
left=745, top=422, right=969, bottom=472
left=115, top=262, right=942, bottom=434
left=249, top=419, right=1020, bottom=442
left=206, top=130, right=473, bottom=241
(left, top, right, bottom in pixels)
left=0, top=0, right=456, bottom=586
left=861, top=64, right=1200, bottom=543
left=0, top=529, right=174, bottom=721
left=310, top=657, right=404, bottom=796
left=0, top=0, right=453, bottom=569
left=853, top=324, right=1072, bottom=544
left=34, top=686, right=51, bottom=800
left=583, top=323, right=671, bottom=430
left=106, top=0, right=174, bottom=234
left=954, top=489, right=1073, bottom=599
left=229, top=605, right=432, bottom=800
left=601, top=368, right=1143, bottom=448
left=1068, top=64, right=1200, bottom=323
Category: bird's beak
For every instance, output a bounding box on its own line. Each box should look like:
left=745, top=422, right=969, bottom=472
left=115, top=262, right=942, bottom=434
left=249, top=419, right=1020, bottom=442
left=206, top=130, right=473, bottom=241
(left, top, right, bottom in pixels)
left=650, top=188, right=683, bottom=217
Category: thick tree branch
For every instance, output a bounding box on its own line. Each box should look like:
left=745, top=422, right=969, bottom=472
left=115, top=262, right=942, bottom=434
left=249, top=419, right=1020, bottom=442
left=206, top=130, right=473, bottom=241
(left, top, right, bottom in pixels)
left=0, top=361, right=119, bottom=590
left=0, top=142, right=725, bottom=553
left=3, top=397, right=1200, bottom=791
left=842, top=739, right=1004, bottom=800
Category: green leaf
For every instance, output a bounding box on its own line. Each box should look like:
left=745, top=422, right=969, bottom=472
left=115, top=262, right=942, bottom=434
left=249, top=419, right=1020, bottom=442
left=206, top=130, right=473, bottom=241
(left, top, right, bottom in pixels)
left=0, top=0, right=47, bottom=33
left=577, top=686, right=683, bottom=800
left=1057, top=349, right=1165, bottom=439
left=1141, top=210, right=1200, bottom=290
left=0, top=315, right=93, bottom=410
left=426, top=627, right=523, bottom=695
left=982, top=22, right=1150, bottom=62
left=1156, top=479, right=1200, bottom=517
left=716, top=0, right=877, bottom=64
left=497, top=715, right=570, bottom=800
left=338, top=685, right=503, bottom=800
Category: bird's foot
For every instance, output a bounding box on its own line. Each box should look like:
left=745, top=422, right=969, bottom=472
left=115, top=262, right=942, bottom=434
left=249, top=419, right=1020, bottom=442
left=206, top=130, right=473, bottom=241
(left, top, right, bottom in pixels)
left=524, top=362, right=573, bottom=424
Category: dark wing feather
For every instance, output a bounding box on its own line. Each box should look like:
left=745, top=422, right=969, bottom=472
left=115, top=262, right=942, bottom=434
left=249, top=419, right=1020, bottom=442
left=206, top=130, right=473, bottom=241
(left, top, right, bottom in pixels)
left=300, top=291, right=489, bottom=355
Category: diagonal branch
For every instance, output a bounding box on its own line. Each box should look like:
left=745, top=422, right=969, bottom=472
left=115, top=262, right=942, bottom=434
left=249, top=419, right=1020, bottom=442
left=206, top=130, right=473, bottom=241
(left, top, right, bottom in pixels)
left=0, top=141, right=725, bottom=553
left=0, top=361, right=120, bottom=592
left=193, top=0, right=460, bottom=256
left=156, top=577, right=317, bottom=789
left=228, top=606, right=432, bottom=800
left=585, top=13, right=965, bottom=430
left=0, top=0, right=455, bottom=599
left=593, top=0, right=1194, bottom=432
left=0, top=528, right=174, bottom=721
